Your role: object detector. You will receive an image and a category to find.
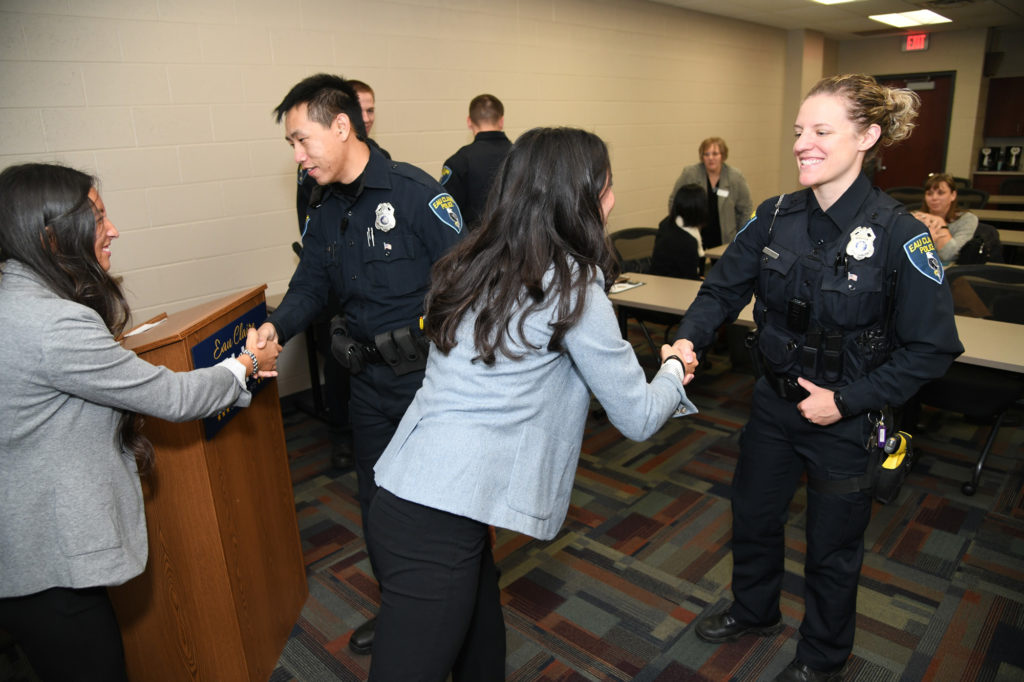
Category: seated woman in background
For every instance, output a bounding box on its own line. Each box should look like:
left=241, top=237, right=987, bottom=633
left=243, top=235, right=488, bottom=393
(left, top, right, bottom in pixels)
left=912, top=172, right=978, bottom=265
left=668, top=137, right=753, bottom=249
left=0, top=163, right=281, bottom=682
left=652, top=183, right=708, bottom=280
left=366, top=127, right=696, bottom=681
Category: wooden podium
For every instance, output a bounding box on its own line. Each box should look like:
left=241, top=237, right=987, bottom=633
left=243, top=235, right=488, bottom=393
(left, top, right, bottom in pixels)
left=109, top=286, right=307, bottom=682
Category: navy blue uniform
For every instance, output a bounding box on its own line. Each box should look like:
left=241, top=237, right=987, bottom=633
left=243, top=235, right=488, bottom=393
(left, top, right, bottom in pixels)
left=440, top=130, right=512, bottom=231
left=271, top=147, right=464, bottom=556
left=676, top=174, right=962, bottom=671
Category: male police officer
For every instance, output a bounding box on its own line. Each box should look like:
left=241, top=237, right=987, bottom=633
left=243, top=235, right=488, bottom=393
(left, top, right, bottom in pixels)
left=439, top=94, right=512, bottom=230
left=293, top=79, right=389, bottom=471
left=260, top=74, right=464, bottom=655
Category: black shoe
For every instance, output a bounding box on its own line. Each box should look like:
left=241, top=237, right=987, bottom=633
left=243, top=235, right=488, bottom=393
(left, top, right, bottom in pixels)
left=330, top=440, right=354, bottom=470
left=695, top=611, right=782, bottom=643
left=348, top=616, right=376, bottom=655
left=774, top=658, right=844, bottom=681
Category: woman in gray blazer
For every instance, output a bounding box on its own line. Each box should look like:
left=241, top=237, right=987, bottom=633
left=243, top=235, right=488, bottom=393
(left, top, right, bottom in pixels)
left=668, top=137, right=753, bottom=249
left=367, top=128, right=697, bottom=681
left=0, top=164, right=280, bottom=682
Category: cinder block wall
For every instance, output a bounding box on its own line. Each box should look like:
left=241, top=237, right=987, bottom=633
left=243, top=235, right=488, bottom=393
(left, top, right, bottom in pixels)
left=1, top=0, right=791, bottom=392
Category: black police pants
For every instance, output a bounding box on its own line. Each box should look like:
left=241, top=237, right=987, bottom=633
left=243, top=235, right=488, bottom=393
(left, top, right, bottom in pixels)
left=729, top=377, right=873, bottom=672
left=0, top=586, right=129, bottom=682
left=348, top=362, right=425, bottom=578
left=366, top=489, right=505, bottom=681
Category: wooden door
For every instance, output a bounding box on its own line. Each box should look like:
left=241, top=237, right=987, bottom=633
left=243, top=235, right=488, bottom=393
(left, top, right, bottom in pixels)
left=872, top=73, right=954, bottom=190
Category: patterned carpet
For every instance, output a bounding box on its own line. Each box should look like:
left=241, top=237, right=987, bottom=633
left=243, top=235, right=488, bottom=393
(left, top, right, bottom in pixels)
left=269, top=330, right=1024, bottom=682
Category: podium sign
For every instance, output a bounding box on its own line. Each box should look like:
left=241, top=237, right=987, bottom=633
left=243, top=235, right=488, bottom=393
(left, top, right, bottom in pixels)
left=189, top=301, right=269, bottom=439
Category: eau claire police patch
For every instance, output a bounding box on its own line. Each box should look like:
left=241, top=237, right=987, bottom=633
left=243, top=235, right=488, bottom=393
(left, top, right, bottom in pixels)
left=903, top=232, right=944, bottom=284
left=430, top=193, right=463, bottom=234
left=440, top=165, right=452, bottom=186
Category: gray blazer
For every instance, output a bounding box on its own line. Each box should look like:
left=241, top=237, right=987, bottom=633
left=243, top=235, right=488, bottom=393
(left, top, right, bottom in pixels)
left=374, top=270, right=696, bottom=541
left=0, top=261, right=250, bottom=598
left=669, top=163, right=753, bottom=245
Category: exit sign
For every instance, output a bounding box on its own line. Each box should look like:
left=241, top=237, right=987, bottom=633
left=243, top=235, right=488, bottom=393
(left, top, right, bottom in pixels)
left=902, top=33, right=929, bottom=52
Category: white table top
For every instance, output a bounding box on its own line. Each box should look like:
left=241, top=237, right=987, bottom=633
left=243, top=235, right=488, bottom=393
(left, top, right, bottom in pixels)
left=609, top=272, right=1024, bottom=373
left=974, top=208, right=1024, bottom=224
left=998, top=228, right=1024, bottom=247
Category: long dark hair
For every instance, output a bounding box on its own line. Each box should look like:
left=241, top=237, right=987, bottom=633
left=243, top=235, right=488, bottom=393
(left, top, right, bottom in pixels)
left=425, top=127, right=618, bottom=364
left=0, top=163, right=154, bottom=469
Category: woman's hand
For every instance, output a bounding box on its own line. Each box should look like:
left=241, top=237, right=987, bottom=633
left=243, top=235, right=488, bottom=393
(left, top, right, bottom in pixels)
left=912, top=211, right=951, bottom=249
left=245, top=326, right=281, bottom=378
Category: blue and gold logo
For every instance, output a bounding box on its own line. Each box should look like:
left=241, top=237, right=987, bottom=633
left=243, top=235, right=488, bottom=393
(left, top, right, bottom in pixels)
left=440, top=165, right=452, bottom=186
left=903, top=232, right=943, bottom=284
left=429, top=193, right=463, bottom=233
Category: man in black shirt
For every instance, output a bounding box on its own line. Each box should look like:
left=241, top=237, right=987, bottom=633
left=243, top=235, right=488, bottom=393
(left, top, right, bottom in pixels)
left=439, top=94, right=512, bottom=231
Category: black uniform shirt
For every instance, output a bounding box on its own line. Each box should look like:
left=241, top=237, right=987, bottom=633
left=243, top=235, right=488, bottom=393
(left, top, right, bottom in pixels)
left=271, top=147, right=464, bottom=344
left=440, top=130, right=512, bottom=230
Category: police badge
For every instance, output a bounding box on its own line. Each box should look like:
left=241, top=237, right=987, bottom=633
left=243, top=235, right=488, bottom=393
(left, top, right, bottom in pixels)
left=846, top=226, right=875, bottom=261
left=375, top=202, right=396, bottom=232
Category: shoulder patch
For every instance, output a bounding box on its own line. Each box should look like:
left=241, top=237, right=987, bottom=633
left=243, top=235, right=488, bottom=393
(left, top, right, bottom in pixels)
left=440, top=165, right=452, bottom=186
left=429, top=193, right=463, bottom=234
left=903, top=232, right=944, bottom=284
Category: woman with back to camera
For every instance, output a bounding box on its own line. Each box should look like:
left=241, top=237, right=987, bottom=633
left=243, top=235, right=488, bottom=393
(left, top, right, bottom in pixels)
left=652, top=182, right=709, bottom=280
left=0, top=163, right=281, bottom=682
left=366, top=127, right=697, bottom=681
left=668, top=136, right=753, bottom=250
left=912, top=172, right=978, bottom=265
left=670, top=75, right=962, bottom=681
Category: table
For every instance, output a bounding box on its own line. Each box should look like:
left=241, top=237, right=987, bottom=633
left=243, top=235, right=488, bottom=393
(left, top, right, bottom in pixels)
left=998, top=228, right=1024, bottom=247
left=609, top=272, right=1024, bottom=373
left=987, top=195, right=1024, bottom=206
left=974, top=208, right=1024, bottom=224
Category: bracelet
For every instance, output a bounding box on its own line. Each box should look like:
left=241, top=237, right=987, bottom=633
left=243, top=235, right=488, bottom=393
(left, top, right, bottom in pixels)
left=239, top=347, right=259, bottom=378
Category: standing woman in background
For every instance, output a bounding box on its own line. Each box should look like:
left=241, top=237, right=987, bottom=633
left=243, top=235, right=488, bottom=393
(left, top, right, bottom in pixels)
left=367, top=127, right=696, bottom=681
left=912, top=172, right=978, bottom=265
left=671, top=76, right=962, bottom=680
left=668, top=136, right=753, bottom=249
left=0, top=163, right=280, bottom=682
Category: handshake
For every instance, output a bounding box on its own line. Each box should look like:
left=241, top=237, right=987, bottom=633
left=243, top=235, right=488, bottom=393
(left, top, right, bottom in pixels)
left=240, top=325, right=283, bottom=379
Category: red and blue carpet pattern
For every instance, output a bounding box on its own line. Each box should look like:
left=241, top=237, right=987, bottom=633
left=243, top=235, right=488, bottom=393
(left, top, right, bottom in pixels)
left=266, top=336, right=1024, bottom=681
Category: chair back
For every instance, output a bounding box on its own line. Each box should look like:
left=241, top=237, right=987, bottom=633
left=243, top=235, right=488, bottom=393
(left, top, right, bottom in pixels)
left=951, top=176, right=971, bottom=190
left=947, top=264, right=1024, bottom=321
left=885, top=186, right=925, bottom=209
left=956, top=188, right=989, bottom=209
left=610, top=227, right=658, bottom=273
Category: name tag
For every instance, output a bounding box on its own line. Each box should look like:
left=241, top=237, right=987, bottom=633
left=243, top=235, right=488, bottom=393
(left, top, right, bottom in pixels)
left=716, top=187, right=730, bottom=198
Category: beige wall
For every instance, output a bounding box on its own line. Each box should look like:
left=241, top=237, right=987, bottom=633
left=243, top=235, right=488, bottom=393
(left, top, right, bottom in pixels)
left=0, top=0, right=788, bottom=329
left=837, top=28, right=989, bottom=179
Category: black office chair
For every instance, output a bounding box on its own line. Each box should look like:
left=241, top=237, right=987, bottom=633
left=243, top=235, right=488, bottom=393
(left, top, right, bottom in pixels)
left=915, top=264, right=1024, bottom=495
left=951, top=176, right=971, bottom=190
left=956, top=188, right=989, bottom=209
left=886, top=186, right=925, bottom=210
left=609, top=227, right=679, bottom=356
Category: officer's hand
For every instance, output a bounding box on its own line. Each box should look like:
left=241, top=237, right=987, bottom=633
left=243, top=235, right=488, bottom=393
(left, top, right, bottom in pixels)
left=246, top=327, right=281, bottom=378
left=256, top=322, right=279, bottom=350
left=669, top=338, right=698, bottom=385
left=796, top=377, right=841, bottom=426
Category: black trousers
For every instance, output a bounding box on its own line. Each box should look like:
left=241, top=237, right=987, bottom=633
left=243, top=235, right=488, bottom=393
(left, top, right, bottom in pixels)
left=0, top=586, right=129, bottom=682
left=366, top=489, right=505, bottom=682
left=729, top=378, right=873, bottom=672
left=348, top=363, right=424, bottom=578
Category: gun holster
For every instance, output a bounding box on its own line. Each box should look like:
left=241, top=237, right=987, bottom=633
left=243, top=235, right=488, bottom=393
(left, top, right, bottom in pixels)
left=330, top=316, right=366, bottom=375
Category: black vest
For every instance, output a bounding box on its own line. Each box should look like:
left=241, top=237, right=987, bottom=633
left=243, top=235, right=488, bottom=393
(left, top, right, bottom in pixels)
left=753, top=191, right=903, bottom=387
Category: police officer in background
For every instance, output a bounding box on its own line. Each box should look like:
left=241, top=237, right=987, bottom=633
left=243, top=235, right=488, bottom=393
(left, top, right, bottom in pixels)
left=259, top=74, right=464, bottom=655
left=672, top=74, right=963, bottom=681
left=293, top=79, right=389, bottom=471
left=440, top=94, right=512, bottom=231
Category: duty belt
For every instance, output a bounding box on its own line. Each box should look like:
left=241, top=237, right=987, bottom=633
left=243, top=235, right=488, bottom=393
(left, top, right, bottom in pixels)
left=762, top=366, right=810, bottom=402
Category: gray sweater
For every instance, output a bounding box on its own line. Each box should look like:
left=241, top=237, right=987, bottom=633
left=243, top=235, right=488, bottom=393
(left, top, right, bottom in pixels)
left=0, top=261, right=250, bottom=597
left=374, top=270, right=696, bottom=541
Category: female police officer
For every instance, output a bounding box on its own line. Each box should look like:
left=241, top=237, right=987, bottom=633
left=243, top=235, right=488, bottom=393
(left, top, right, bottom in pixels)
left=671, top=74, right=963, bottom=681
